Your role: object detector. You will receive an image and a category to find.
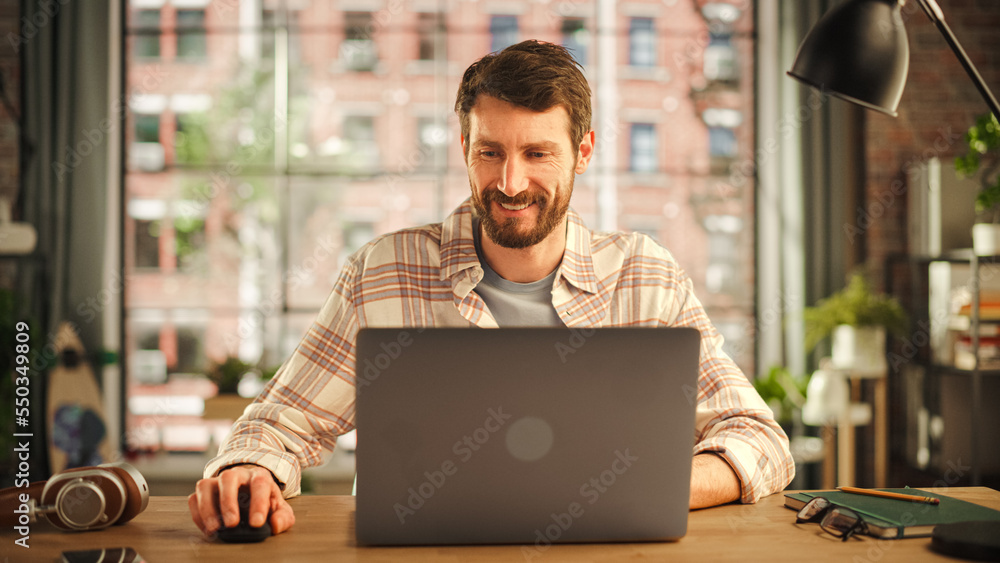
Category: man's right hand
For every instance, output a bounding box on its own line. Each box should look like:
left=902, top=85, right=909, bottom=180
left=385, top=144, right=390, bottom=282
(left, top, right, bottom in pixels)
left=188, top=464, right=296, bottom=537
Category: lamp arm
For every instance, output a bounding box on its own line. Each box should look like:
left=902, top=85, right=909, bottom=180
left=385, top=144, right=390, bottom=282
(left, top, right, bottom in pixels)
left=914, top=0, right=1000, bottom=119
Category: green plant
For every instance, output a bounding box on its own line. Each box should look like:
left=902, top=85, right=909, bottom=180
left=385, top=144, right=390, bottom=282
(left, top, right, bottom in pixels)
left=206, top=356, right=256, bottom=394
left=956, top=113, right=1000, bottom=222
left=753, top=365, right=807, bottom=426
left=803, top=273, right=908, bottom=351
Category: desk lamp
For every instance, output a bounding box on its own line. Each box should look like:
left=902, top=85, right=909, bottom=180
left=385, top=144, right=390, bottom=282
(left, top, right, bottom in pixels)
left=786, top=0, right=999, bottom=119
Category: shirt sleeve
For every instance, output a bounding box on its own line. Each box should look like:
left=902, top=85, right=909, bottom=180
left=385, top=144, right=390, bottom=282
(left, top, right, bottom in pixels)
left=670, top=274, right=796, bottom=503
left=203, top=259, right=362, bottom=498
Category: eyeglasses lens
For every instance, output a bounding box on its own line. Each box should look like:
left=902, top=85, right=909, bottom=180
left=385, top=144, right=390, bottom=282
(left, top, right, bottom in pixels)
left=796, top=497, right=831, bottom=524
left=820, top=507, right=864, bottom=541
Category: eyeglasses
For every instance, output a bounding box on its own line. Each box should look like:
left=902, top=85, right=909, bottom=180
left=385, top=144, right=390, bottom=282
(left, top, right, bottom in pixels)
left=796, top=497, right=869, bottom=542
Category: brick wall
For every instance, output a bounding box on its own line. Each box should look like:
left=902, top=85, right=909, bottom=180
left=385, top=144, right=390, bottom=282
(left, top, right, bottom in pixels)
left=864, top=0, right=1000, bottom=285
left=0, top=1, right=18, bottom=210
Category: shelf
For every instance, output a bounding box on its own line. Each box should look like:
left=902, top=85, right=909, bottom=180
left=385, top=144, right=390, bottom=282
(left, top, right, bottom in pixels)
left=929, top=364, right=1000, bottom=376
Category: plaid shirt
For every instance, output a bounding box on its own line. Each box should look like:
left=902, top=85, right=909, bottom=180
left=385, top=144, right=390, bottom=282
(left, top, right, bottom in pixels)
left=206, top=199, right=795, bottom=503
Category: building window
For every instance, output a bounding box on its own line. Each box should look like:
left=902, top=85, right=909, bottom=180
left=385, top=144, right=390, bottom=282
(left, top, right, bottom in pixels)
left=703, top=108, right=742, bottom=161
left=176, top=9, right=207, bottom=59
left=342, top=12, right=378, bottom=71
left=131, top=113, right=164, bottom=171
left=708, top=126, right=738, bottom=159
left=704, top=32, right=738, bottom=83
left=417, top=12, right=443, bottom=61
left=135, top=114, right=160, bottom=143
left=133, top=9, right=160, bottom=58
left=629, top=18, right=655, bottom=67
left=134, top=219, right=161, bottom=269
left=174, top=215, right=206, bottom=272
left=704, top=215, right=743, bottom=294
left=630, top=123, right=657, bottom=173
left=490, top=15, right=518, bottom=53
left=561, top=18, right=587, bottom=65
left=341, top=115, right=379, bottom=172
left=416, top=116, right=447, bottom=171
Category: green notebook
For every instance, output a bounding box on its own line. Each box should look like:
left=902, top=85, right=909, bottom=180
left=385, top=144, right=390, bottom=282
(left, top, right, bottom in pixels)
left=784, top=489, right=1000, bottom=539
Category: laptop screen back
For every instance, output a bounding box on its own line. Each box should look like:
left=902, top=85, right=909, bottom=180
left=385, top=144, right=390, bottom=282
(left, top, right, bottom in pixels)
left=355, top=327, right=700, bottom=547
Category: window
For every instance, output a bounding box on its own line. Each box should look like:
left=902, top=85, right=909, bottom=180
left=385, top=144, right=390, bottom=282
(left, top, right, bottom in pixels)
left=131, top=113, right=163, bottom=171
left=174, top=215, right=206, bottom=273
left=342, top=12, right=377, bottom=71
left=416, top=116, right=447, bottom=172
left=629, top=18, right=655, bottom=67
left=561, top=18, right=587, bottom=65
left=490, top=15, right=518, bottom=53
left=134, top=219, right=161, bottom=269
left=704, top=215, right=743, bottom=295
left=133, top=9, right=160, bottom=58
left=705, top=32, right=738, bottom=83
left=417, top=12, right=443, bottom=61
left=342, top=115, right=379, bottom=172
left=708, top=126, right=738, bottom=159
left=176, top=9, right=207, bottom=59
left=630, top=123, right=657, bottom=173
left=134, top=114, right=160, bottom=143
left=122, top=3, right=759, bottom=456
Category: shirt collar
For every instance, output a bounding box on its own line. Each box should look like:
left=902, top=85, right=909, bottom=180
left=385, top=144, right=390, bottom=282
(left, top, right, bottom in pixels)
left=439, top=198, right=600, bottom=295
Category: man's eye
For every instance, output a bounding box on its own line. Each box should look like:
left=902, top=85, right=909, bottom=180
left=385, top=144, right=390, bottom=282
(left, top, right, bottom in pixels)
left=528, top=151, right=546, bottom=158
left=480, top=151, right=499, bottom=158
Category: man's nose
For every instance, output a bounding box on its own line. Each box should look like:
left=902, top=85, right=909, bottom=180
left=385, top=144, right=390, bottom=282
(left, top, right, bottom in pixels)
left=497, top=156, right=529, bottom=196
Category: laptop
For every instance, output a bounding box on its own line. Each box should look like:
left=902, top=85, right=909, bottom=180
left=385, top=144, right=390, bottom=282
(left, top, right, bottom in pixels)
left=354, top=327, right=700, bottom=547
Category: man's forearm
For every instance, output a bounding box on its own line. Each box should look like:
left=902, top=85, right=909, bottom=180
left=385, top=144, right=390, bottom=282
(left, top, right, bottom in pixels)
left=689, top=453, right=741, bottom=509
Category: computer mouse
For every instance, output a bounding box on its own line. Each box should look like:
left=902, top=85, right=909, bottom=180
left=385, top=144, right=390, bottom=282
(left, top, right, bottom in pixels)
left=216, top=488, right=272, bottom=543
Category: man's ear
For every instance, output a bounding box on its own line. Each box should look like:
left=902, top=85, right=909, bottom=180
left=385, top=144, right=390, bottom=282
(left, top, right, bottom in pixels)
left=575, top=130, right=596, bottom=174
left=460, top=134, right=467, bottom=159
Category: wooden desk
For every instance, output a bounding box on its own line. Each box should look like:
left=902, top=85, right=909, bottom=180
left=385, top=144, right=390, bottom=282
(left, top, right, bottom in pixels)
left=6, top=487, right=999, bottom=562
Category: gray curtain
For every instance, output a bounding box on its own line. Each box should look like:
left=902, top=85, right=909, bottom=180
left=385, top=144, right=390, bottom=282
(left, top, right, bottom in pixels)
left=20, top=0, right=115, bottom=477
left=22, top=0, right=112, bottom=357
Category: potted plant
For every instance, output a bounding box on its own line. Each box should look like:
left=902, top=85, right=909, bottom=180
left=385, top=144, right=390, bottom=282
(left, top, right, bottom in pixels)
left=753, top=365, right=807, bottom=429
left=804, top=273, right=908, bottom=372
left=205, top=356, right=256, bottom=395
left=956, top=113, right=1000, bottom=255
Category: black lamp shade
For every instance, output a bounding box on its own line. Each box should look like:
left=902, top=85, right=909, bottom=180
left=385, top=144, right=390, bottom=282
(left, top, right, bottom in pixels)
left=788, top=0, right=909, bottom=117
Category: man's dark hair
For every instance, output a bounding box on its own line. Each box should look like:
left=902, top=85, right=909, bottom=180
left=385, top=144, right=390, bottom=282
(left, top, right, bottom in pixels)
left=455, top=40, right=592, bottom=156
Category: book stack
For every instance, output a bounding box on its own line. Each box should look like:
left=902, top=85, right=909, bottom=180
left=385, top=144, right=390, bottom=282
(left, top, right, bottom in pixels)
left=947, top=295, right=1000, bottom=370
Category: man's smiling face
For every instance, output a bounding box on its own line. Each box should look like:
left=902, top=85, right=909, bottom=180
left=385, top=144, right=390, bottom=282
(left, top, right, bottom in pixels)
left=463, top=95, right=592, bottom=249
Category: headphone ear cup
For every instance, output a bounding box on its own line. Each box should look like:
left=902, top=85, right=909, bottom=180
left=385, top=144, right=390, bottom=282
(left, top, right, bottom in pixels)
left=41, top=467, right=125, bottom=530
left=101, top=463, right=149, bottom=525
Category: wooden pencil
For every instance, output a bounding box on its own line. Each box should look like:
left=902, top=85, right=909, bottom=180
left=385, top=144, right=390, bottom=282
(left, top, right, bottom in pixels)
left=837, top=486, right=941, bottom=505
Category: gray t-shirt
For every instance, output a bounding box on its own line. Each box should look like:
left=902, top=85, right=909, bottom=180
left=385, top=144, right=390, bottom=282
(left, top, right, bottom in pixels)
left=472, top=219, right=563, bottom=327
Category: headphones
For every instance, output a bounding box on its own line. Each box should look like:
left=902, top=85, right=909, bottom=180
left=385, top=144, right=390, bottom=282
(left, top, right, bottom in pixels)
left=0, top=462, right=149, bottom=531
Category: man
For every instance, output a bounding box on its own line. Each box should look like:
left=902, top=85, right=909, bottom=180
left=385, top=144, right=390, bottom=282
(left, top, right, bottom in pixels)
left=189, top=40, right=795, bottom=537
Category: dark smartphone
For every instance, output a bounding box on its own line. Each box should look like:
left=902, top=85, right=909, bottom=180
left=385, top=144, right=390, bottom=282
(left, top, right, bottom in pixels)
left=60, top=547, right=145, bottom=563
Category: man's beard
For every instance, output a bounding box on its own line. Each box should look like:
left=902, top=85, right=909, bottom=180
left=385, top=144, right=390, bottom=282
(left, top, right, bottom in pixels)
left=471, top=179, right=572, bottom=249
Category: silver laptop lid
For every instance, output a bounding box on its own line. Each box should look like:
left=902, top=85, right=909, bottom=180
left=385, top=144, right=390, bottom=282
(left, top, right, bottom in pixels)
left=355, top=327, right=700, bottom=547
